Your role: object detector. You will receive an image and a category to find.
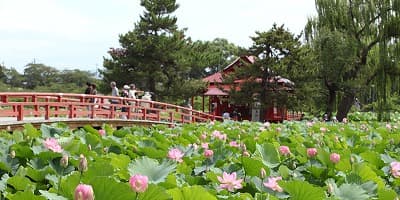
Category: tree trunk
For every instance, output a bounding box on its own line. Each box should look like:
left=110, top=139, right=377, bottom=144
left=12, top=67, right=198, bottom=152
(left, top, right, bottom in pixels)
left=326, top=88, right=336, bottom=121
left=336, top=90, right=355, bottom=122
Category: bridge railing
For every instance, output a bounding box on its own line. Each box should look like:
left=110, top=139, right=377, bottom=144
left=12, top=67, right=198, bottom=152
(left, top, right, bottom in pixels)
left=0, top=92, right=222, bottom=123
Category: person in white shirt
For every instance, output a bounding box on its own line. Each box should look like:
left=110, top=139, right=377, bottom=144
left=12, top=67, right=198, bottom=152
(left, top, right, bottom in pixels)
left=128, top=84, right=137, bottom=99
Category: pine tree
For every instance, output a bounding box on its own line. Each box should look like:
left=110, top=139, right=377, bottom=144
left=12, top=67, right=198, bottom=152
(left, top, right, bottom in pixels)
left=101, top=0, right=203, bottom=102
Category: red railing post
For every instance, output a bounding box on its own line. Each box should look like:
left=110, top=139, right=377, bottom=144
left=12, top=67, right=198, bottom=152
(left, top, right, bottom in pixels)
left=55, top=95, right=62, bottom=117
left=127, top=106, right=131, bottom=119
left=91, top=105, right=95, bottom=119
left=17, top=105, right=24, bottom=121
left=45, top=105, right=50, bottom=120
left=169, top=112, right=174, bottom=123
left=33, top=95, right=39, bottom=117
left=142, top=108, right=146, bottom=120
left=109, top=105, right=115, bottom=119
left=0, top=95, right=7, bottom=103
left=69, top=105, right=74, bottom=119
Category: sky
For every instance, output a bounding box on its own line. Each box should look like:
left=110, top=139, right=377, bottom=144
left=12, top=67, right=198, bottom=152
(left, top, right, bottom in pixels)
left=0, top=0, right=316, bottom=73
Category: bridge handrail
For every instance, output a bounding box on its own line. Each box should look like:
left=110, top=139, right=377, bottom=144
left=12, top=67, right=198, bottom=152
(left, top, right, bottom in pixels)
left=0, top=92, right=222, bottom=123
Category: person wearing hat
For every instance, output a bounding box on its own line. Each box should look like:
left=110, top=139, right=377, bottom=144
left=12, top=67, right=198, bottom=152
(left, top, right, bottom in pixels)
left=120, top=85, right=130, bottom=119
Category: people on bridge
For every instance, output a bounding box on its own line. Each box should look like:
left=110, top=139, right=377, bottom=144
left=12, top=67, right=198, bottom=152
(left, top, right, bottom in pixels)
left=121, top=85, right=130, bottom=119
left=84, top=82, right=92, bottom=95
left=90, top=83, right=98, bottom=103
left=128, top=84, right=137, bottom=100
left=222, top=110, right=231, bottom=121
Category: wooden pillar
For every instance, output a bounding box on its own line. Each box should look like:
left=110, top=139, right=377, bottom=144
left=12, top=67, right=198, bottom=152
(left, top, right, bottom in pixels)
left=202, top=95, right=205, bottom=112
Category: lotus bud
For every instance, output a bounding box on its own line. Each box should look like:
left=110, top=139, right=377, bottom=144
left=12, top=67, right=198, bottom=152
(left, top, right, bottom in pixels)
left=327, top=183, right=334, bottom=194
left=350, top=156, right=356, bottom=164
left=74, top=184, right=94, bottom=200
left=60, top=154, right=69, bottom=168
left=10, top=150, right=16, bottom=159
left=88, top=144, right=92, bottom=151
left=204, top=149, right=214, bottom=158
left=260, top=168, right=266, bottom=179
left=307, top=148, right=318, bottom=158
left=78, top=154, right=88, bottom=172
left=390, top=138, right=395, bottom=145
left=330, top=153, right=340, bottom=164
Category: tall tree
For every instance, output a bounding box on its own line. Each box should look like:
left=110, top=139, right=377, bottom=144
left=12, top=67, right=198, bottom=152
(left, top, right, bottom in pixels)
left=184, top=38, right=242, bottom=79
left=23, top=63, right=58, bottom=89
left=226, top=24, right=302, bottom=119
left=306, top=0, right=400, bottom=121
left=101, top=0, right=202, bottom=102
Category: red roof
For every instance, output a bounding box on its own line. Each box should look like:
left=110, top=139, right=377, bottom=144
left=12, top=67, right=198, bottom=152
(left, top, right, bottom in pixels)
left=223, top=55, right=256, bottom=73
left=203, top=87, right=228, bottom=96
left=202, top=72, right=223, bottom=83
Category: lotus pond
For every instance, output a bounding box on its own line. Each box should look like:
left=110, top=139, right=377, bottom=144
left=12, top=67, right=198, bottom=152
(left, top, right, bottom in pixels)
left=0, top=119, right=400, bottom=200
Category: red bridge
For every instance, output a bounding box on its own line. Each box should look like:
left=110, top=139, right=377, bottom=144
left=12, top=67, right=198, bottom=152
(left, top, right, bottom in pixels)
left=0, top=92, right=221, bottom=130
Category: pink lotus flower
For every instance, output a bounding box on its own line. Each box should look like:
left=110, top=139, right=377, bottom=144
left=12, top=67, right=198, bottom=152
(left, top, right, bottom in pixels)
left=212, top=130, right=221, bottom=137
left=43, top=138, right=63, bottom=153
left=320, top=127, right=327, bottom=132
left=386, top=123, right=392, bottom=130
left=330, top=153, right=340, bottom=164
left=98, top=129, right=106, bottom=136
left=212, top=130, right=227, bottom=140
left=217, top=172, right=243, bottom=192
left=229, top=141, right=240, bottom=147
left=279, top=146, right=291, bottom=156
left=263, top=176, right=283, bottom=192
left=201, top=143, right=209, bottom=149
left=129, top=174, right=149, bottom=193
left=74, top=184, right=94, bottom=200
left=200, top=133, right=207, bottom=140
left=342, top=118, right=348, bottom=123
left=306, top=121, right=314, bottom=127
left=390, top=161, right=400, bottom=178
left=168, top=148, right=184, bottom=163
left=307, top=148, right=318, bottom=157
left=204, top=149, right=214, bottom=158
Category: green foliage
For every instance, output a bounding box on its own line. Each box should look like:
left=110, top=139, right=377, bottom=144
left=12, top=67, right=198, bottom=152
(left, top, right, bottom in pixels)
left=281, top=180, right=325, bottom=200
left=167, top=185, right=216, bottom=200
left=128, top=156, right=176, bottom=184
left=89, top=177, right=137, bottom=200
left=255, top=143, right=280, bottom=168
left=1, top=118, right=400, bottom=199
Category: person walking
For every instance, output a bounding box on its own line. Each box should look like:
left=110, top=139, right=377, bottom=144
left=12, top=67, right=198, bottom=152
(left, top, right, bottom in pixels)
left=110, top=81, right=119, bottom=112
